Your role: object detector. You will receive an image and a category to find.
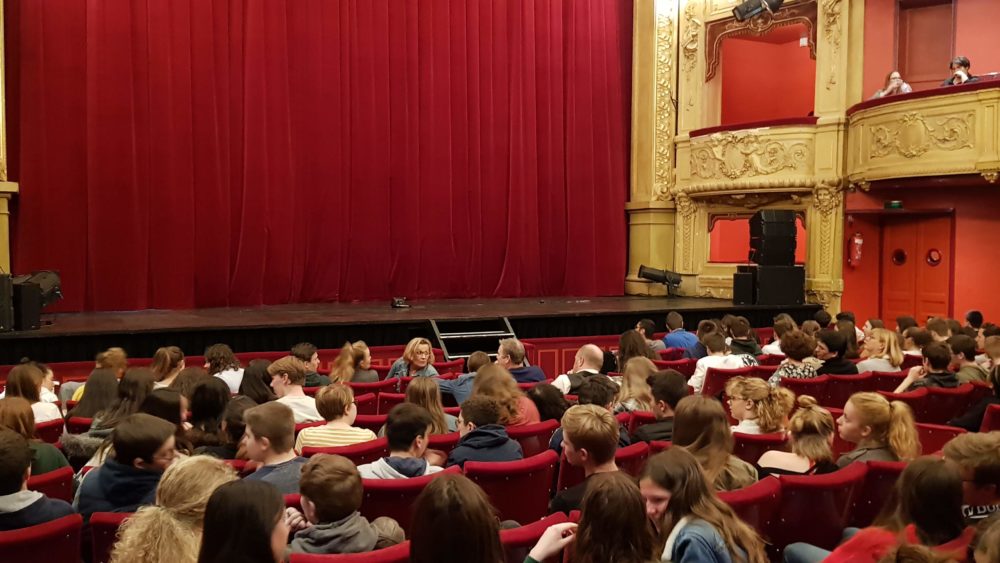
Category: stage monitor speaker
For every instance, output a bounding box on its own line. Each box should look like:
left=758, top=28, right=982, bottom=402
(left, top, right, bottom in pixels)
left=755, top=265, right=805, bottom=306
left=0, top=275, right=12, bottom=332
left=12, top=278, right=42, bottom=331
left=733, top=272, right=756, bottom=305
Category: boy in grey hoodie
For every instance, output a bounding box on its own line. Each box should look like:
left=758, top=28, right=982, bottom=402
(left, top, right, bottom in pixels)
left=287, top=454, right=403, bottom=555
left=357, top=403, right=444, bottom=479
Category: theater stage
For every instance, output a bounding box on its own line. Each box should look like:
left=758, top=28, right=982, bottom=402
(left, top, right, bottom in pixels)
left=0, top=296, right=820, bottom=365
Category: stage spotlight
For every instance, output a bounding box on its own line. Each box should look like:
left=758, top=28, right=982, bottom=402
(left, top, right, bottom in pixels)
left=638, top=265, right=682, bottom=296
left=732, top=0, right=783, bottom=22
left=23, top=271, right=63, bottom=308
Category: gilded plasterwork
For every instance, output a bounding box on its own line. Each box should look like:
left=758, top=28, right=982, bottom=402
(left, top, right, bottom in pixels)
left=868, top=112, right=975, bottom=159
left=690, top=132, right=811, bottom=180
left=653, top=12, right=676, bottom=201
left=821, top=0, right=842, bottom=90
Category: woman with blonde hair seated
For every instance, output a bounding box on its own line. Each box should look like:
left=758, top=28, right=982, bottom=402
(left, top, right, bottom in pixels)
left=671, top=395, right=758, bottom=492
left=857, top=328, right=904, bottom=373
left=836, top=391, right=920, bottom=467
left=330, top=341, right=378, bottom=384
left=756, top=395, right=839, bottom=477
left=613, top=357, right=656, bottom=414
left=724, top=376, right=794, bottom=435
left=470, top=364, right=540, bottom=426
left=110, top=455, right=237, bottom=563
left=386, top=337, right=438, bottom=380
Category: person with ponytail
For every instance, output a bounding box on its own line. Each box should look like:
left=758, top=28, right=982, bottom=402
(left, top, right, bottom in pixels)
left=151, top=346, right=186, bottom=389
left=757, top=395, right=839, bottom=477
left=725, top=376, right=795, bottom=435
left=639, top=447, right=767, bottom=563
left=671, top=396, right=758, bottom=492
left=330, top=341, right=378, bottom=384
left=68, top=347, right=128, bottom=403
left=836, top=392, right=921, bottom=468
left=110, top=456, right=237, bottom=563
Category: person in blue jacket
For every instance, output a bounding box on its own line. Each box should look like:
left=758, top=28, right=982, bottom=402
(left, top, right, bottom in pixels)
left=446, top=396, right=522, bottom=468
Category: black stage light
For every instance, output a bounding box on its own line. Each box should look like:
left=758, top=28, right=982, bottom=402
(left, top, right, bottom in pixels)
left=638, top=265, right=682, bottom=296
left=733, top=0, right=784, bottom=22
left=10, top=270, right=62, bottom=331
left=23, top=270, right=63, bottom=308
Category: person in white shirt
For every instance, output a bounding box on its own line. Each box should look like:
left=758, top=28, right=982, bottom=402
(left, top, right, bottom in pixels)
left=725, top=376, right=794, bottom=435
left=205, top=343, right=245, bottom=394
left=268, top=356, right=322, bottom=424
left=761, top=318, right=796, bottom=356
left=3, top=364, right=62, bottom=423
left=552, top=344, right=606, bottom=395
left=689, top=334, right=755, bottom=394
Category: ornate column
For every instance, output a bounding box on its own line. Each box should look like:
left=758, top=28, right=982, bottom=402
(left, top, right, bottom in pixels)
left=0, top=0, right=18, bottom=273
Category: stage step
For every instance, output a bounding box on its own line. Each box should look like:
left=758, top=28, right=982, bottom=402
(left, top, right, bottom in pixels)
left=431, top=317, right=516, bottom=361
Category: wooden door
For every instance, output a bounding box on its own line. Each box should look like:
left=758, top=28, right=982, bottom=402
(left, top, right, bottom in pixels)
left=880, top=215, right=952, bottom=324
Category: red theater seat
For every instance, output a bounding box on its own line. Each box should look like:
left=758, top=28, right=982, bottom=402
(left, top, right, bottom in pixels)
left=289, top=541, right=410, bottom=562
left=849, top=460, right=906, bottom=528
left=27, top=466, right=74, bottom=503
left=658, top=348, right=685, bottom=361
left=732, top=432, right=788, bottom=465
left=517, top=379, right=553, bottom=391
left=66, top=416, right=94, bottom=435
left=654, top=359, right=696, bottom=377
left=718, top=476, right=781, bottom=543
left=649, top=440, right=671, bottom=454
left=750, top=365, right=778, bottom=380
left=90, top=511, right=132, bottom=563
left=877, top=388, right=928, bottom=417
left=433, top=358, right=465, bottom=374
left=0, top=513, right=82, bottom=563
left=871, top=371, right=908, bottom=392
left=294, top=421, right=325, bottom=437
left=756, top=354, right=786, bottom=366
left=702, top=367, right=753, bottom=400
left=900, top=354, right=923, bottom=370
left=34, top=419, right=64, bottom=444
left=556, top=441, right=650, bottom=492
left=360, top=466, right=461, bottom=530
left=981, top=403, right=1000, bottom=432
left=465, top=450, right=558, bottom=524
left=506, top=420, right=560, bottom=458
left=354, top=392, right=378, bottom=415
left=627, top=411, right=657, bottom=435
left=348, top=379, right=397, bottom=396
left=302, top=437, right=390, bottom=465
left=376, top=392, right=406, bottom=415
left=499, top=513, right=569, bottom=563
left=773, top=462, right=868, bottom=551
left=921, top=384, right=974, bottom=424
left=916, top=423, right=966, bottom=454
left=353, top=414, right=388, bottom=434
left=427, top=432, right=461, bottom=457
left=822, top=372, right=877, bottom=409
left=779, top=375, right=828, bottom=399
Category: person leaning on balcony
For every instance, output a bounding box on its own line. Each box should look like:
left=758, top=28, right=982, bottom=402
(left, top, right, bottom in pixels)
left=871, top=70, right=912, bottom=99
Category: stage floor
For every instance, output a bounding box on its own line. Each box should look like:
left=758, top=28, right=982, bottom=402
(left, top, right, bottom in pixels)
left=0, top=296, right=820, bottom=364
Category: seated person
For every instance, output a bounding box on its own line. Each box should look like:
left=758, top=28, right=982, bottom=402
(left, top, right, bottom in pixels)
left=635, top=318, right=666, bottom=353
left=672, top=396, right=758, bottom=492
left=286, top=454, right=403, bottom=555
left=357, top=404, right=443, bottom=479
left=682, top=319, right=718, bottom=360
left=435, top=351, right=491, bottom=405
left=942, top=56, right=978, bottom=86
left=768, top=330, right=819, bottom=386
left=727, top=317, right=762, bottom=356
left=725, top=376, right=794, bottom=435
left=497, top=338, right=545, bottom=383
left=76, top=413, right=176, bottom=520
left=662, top=311, right=698, bottom=350
left=268, top=356, right=322, bottom=423
left=0, top=428, right=75, bottom=531
left=194, top=396, right=255, bottom=460
left=549, top=405, right=620, bottom=514
left=630, top=369, right=687, bottom=443
left=948, top=335, right=989, bottom=384
left=689, top=333, right=755, bottom=394
left=836, top=392, right=920, bottom=467
left=756, top=395, right=839, bottom=477
left=949, top=359, right=1000, bottom=432
left=294, top=384, right=377, bottom=451
left=446, top=397, right=522, bottom=468
left=386, top=338, right=439, bottom=380
left=894, top=342, right=960, bottom=392
left=761, top=317, right=796, bottom=356
left=549, top=376, right=630, bottom=455
left=242, top=402, right=307, bottom=494
left=942, top=432, right=1000, bottom=525
left=902, top=326, right=932, bottom=356
left=552, top=345, right=605, bottom=395
left=292, top=342, right=330, bottom=388
left=814, top=330, right=859, bottom=376
left=871, top=70, right=912, bottom=98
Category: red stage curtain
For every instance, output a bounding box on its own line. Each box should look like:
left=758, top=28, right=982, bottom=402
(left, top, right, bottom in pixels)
left=5, top=0, right=632, bottom=312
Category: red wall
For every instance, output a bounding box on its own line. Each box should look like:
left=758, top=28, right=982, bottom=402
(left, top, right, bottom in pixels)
left=720, top=35, right=816, bottom=125
left=841, top=187, right=1000, bottom=324
left=709, top=217, right=807, bottom=264
left=863, top=0, right=896, bottom=98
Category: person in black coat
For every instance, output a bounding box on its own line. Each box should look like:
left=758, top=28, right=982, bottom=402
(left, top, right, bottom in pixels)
left=446, top=397, right=522, bottom=468
left=815, top=329, right=859, bottom=376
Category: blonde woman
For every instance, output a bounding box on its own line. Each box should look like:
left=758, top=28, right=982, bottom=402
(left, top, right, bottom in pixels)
left=724, top=376, right=794, bottom=435
left=756, top=395, right=838, bottom=477
left=386, top=338, right=438, bottom=380
left=836, top=391, right=921, bottom=467
left=406, top=377, right=457, bottom=434
left=330, top=341, right=379, bottom=384
left=613, top=357, right=656, bottom=414
left=471, top=364, right=540, bottom=426
left=110, top=455, right=237, bottom=563
left=857, top=328, right=904, bottom=373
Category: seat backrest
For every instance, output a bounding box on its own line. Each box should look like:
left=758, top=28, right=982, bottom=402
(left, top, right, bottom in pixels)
left=499, top=513, right=569, bottom=563
left=354, top=392, right=378, bottom=415
left=757, top=354, right=786, bottom=366
left=871, top=371, right=908, bottom=392
left=66, top=416, right=94, bottom=435
left=506, top=420, right=560, bottom=458
left=376, top=392, right=406, bottom=415
left=921, top=384, right=974, bottom=424
left=516, top=379, right=553, bottom=391
left=981, top=403, right=1000, bottom=432
left=658, top=348, right=685, bottom=361
left=779, top=375, right=829, bottom=399
left=968, top=381, right=994, bottom=406
left=353, top=414, right=389, bottom=434
left=427, top=432, right=461, bottom=457
left=702, top=367, right=753, bottom=401
left=347, top=379, right=397, bottom=396
left=750, top=365, right=779, bottom=379
left=284, top=493, right=302, bottom=508
left=302, top=437, right=391, bottom=465
left=900, top=354, right=923, bottom=370
left=465, top=450, right=559, bottom=524
left=289, top=541, right=411, bottom=562
left=90, top=511, right=133, bottom=563
left=916, top=422, right=966, bottom=454
left=627, top=411, right=657, bottom=435
left=848, top=460, right=906, bottom=528
left=433, top=358, right=466, bottom=374
left=360, top=466, right=461, bottom=530
left=0, top=513, right=82, bottom=563
left=34, top=419, right=64, bottom=444
left=654, top=358, right=696, bottom=377
left=732, top=433, right=788, bottom=465
left=773, top=462, right=868, bottom=551
left=615, top=441, right=651, bottom=477
left=26, top=466, right=75, bottom=503
left=294, top=420, right=325, bottom=437
left=876, top=388, right=928, bottom=417
left=649, top=441, right=672, bottom=454
left=823, top=372, right=876, bottom=409
left=718, top=476, right=782, bottom=543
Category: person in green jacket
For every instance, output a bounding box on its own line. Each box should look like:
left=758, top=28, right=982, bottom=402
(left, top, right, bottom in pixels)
left=0, top=397, right=70, bottom=475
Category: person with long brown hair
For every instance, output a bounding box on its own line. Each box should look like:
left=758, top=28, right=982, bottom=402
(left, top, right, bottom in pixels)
left=756, top=395, right=838, bottom=477
left=90, top=368, right=156, bottom=437
left=409, top=473, right=504, bottom=563
left=640, top=447, right=767, bottom=563
left=615, top=357, right=656, bottom=413
left=671, top=395, right=758, bottom=491
left=67, top=347, right=128, bottom=403
left=0, top=397, right=70, bottom=475
left=3, top=363, right=62, bottom=423
left=617, top=330, right=656, bottom=372
left=151, top=346, right=185, bottom=388
left=330, top=341, right=378, bottom=384
left=470, top=364, right=540, bottom=426
left=836, top=392, right=920, bottom=467
left=67, top=368, right=119, bottom=420
left=406, top=376, right=457, bottom=434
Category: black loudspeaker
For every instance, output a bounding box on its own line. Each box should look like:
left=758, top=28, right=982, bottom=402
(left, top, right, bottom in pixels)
left=733, top=272, right=756, bottom=305
left=749, top=237, right=797, bottom=265
left=0, top=275, right=12, bottom=332
left=12, top=278, right=42, bottom=331
left=749, top=209, right=796, bottom=229
left=755, top=265, right=805, bottom=305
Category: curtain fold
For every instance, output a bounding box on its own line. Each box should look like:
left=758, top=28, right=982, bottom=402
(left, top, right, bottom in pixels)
left=8, top=0, right=632, bottom=312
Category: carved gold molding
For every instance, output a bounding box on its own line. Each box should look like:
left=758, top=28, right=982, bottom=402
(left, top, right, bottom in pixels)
left=689, top=131, right=811, bottom=180
left=869, top=111, right=974, bottom=160
left=821, top=0, right=842, bottom=91
left=654, top=11, right=676, bottom=201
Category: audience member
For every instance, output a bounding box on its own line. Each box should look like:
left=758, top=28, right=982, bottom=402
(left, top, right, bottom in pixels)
left=784, top=457, right=975, bottom=563
left=903, top=327, right=933, bottom=356
left=763, top=317, right=797, bottom=355
left=872, top=70, right=912, bottom=98
left=662, top=311, right=697, bottom=350
left=406, top=377, right=457, bottom=434
left=291, top=342, right=330, bottom=387
left=942, top=56, right=978, bottom=86
left=976, top=332, right=1000, bottom=369
left=330, top=341, right=379, bottom=384
left=613, top=356, right=656, bottom=413
left=76, top=414, right=177, bottom=520
left=90, top=368, right=156, bottom=438
left=927, top=318, right=952, bottom=342
left=863, top=318, right=886, bottom=338
left=525, top=383, right=570, bottom=422
left=268, top=356, right=322, bottom=423
left=837, top=319, right=862, bottom=359
left=204, top=344, right=244, bottom=394
left=815, top=329, right=859, bottom=376
left=67, top=368, right=119, bottom=420
left=672, top=395, right=758, bottom=491
left=689, top=333, right=748, bottom=394
left=949, top=335, right=989, bottom=384
left=0, top=398, right=70, bottom=475
left=725, top=376, right=794, bottom=435
left=294, top=384, right=376, bottom=451
left=357, top=403, right=443, bottom=479
left=435, top=350, right=491, bottom=405
left=769, top=330, right=819, bottom=386
left=814, top=309, right=833, bottom=328
left=631, top=369, right=687, bottom=443
left=858, top=328, right=904, bottom=373
left=286, top=455, right=403, bottom=556
left=949, top=365, right=1000, bottom=432
left=728, top=316, right=763, bottom=356
left=3, top=364, right=62, bottom=423
left=683, top=319, right=719, bottom=360
left=0, top=427, right=75, bottom=531
left=239, top=360, right=276, bottom=404
left=150, top=346, right=185, bottom=389
left=472, top=364, right=540, bottom=426
left=895, top=342, right=960, bottom=392
left=973, top=515, right=1000, bottom=563
left=640, top=447, right=767, bottom=562
left=197, top=480, right=288, bottom=563
left=549, top=375, right=629, bottom=455
left=636, top=318, right=666, bottom=353
left=836, top=392, right=920, bottom=467
left=942, top=432, right=1000, bottom=524
left=242, top=402, right=307, bottom=494
left=497, top=338, right=545, bottom=383
left=140, top=388, right=193, bottom=454
left=616, top=330, right=656, bottom=372
left=21, top=362, right=59, bottom=404
left=109, top=455, right=237, bottom=563
left=800, top=320, right=822, bottom=339
left=965, top=310, right=984, bottom=330
left=185, top=377, right=232, bottom=450
left=169, top=366, right=212, bottom=401
left=549, top=405, right=620, bottom=514
left=409, top=474, right=504, bottom=563
left=552, top=344, right=605, bottom=394
left=386, top=337, right=438, bottom=379
left=757, top=395, right=838, bottom=477
left=66, top=347, right=128, bottom=403
left=195, top=396, right=255, bottom=460
left=446, top=396, right=522, bottom=468
left=897, top=316, right=918, bottom=334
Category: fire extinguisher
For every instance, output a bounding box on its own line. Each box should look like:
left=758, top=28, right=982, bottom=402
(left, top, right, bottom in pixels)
left=847, top=232, right=864, bottom=267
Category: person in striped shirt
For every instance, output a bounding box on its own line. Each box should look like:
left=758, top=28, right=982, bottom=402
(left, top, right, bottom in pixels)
left=294, top=384, right=377, bottom=452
